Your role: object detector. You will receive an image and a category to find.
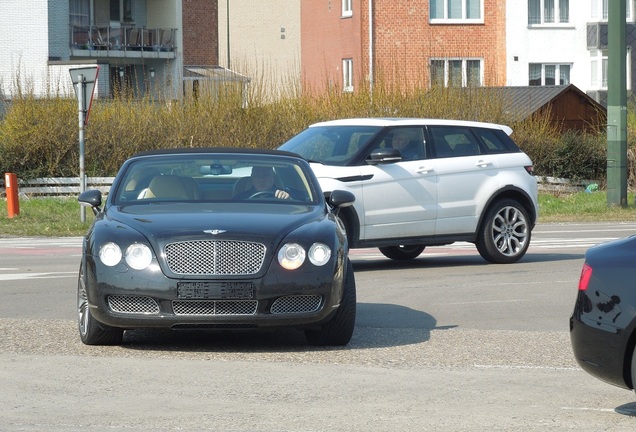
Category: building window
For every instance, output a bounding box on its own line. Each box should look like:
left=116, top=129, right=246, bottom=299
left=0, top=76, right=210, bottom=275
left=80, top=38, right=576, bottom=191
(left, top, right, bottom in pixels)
left=591, top=0, right=632, bottom=21
left=342, top=0, right=352, bottom=17
left=70, top=0, right=90, bottom=26
left=430, top=59, right=482, bottom=87
left=528, top=64, right=571, bottom=86
left=590, top=49, right=632, bottom=90
left=343, top=59, right=353, bottom=92
left=110, top=0, right=133, bottom=23
left=430, top=0, right=482, bottom=23
left=528, top=0, right=569, bottom=25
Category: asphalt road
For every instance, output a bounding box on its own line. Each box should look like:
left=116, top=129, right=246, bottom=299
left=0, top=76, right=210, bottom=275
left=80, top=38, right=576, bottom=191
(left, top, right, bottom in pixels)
left=1, top=223, right=636, bottom=431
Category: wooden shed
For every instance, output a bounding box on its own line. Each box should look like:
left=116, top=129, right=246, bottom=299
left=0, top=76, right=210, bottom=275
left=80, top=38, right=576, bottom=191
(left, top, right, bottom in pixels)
left=480, top=84, right=607, bottom=133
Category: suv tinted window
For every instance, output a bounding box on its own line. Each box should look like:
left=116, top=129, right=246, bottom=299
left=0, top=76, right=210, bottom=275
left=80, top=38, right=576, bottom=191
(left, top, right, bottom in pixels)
left=428, top=126, right=481, bottom=158
left=281, top=125, right=380, bottom=166
left=474, top=128, right=520, bottom=154
left=372, top=127, right=427, bottom=161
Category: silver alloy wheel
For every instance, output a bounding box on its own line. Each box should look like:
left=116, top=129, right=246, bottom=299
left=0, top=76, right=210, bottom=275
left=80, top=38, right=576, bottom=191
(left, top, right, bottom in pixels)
left=491, top=205, right=528, bottom=257
left=77, top=266, right=89, bottom=337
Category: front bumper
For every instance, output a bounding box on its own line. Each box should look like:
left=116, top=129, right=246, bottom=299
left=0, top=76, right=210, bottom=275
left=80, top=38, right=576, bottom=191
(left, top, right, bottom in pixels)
left=84, top=256, right=345, bottom=330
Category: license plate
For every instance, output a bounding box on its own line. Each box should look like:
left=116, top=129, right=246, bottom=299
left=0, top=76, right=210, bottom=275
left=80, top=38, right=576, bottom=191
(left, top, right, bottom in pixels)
left=177, top=282, right=254, bottom=299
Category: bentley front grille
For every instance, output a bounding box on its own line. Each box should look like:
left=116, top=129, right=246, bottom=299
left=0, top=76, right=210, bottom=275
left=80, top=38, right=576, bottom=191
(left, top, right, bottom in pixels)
left=172, top=300, right=258, bottom=316
left=108, top=295, right=160, bottom=314
left=270, top=295, right=322, bottom=314
left=165, top=240, right=266, bottom=276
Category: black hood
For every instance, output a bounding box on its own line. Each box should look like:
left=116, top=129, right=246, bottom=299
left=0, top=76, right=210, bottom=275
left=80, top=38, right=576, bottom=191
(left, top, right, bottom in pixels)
left=103, top=202, right=324, bottom=246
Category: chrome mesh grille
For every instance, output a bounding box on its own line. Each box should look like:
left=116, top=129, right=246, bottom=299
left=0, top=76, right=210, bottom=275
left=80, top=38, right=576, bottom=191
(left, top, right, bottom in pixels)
left=108, top=295, right=160, bottom=314
left=172, top=300, right=258, bottom=316
left=165, top=240, right=266, bottom=275
left=270, top=295, right=322, bottom=314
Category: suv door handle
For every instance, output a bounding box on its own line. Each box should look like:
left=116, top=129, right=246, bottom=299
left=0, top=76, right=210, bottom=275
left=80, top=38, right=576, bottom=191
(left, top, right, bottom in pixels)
left=416, top=166, right=434, bottom=174
left=476, top=159, right=494, bottom=168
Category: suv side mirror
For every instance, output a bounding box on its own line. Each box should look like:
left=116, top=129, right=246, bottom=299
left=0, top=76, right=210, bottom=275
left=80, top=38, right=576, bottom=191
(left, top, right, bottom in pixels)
left=366, top=148, right=402, bottom=165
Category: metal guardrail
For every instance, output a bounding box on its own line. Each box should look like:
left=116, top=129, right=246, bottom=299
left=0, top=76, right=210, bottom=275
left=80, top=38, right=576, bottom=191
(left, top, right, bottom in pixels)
left=0, top=177, right=114, bottom=197
left=0, top=176, right=597, bottom=197
left=534, top=176, right=599, bottom=193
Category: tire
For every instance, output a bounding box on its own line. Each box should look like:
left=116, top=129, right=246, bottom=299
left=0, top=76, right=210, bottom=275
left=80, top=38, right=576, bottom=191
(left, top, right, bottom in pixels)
left=379, top=245, right=425, bottom=260
left=305, top=259, right=356, bottom=346
left=77, top=263, right=124, bottom=345
left=632, top=344, right=636, bottom=392
left=476, top=198, right=531, bottom=264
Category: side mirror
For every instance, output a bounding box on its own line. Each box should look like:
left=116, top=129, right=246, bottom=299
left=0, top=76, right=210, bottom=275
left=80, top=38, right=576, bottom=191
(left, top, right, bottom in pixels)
left=366, top=148, right=402, bottom=165
left=78, top=189, right=103, bottom=215
left=328, top=190, right=355, bottom=209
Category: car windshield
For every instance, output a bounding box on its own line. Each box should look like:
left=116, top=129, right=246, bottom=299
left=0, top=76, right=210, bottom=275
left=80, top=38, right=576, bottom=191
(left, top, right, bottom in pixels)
left=112, top=154, right=318, bottom=205
left=280, top=125, right=381, bottom=166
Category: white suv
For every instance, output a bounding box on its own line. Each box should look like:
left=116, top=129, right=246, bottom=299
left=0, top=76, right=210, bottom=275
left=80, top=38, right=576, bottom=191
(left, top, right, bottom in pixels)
left=279, top=118, right=539, bottom=263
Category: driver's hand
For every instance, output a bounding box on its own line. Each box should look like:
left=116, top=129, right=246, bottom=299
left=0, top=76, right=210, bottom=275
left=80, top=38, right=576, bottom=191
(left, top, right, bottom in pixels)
left=275, top=189, right=290, bottom=199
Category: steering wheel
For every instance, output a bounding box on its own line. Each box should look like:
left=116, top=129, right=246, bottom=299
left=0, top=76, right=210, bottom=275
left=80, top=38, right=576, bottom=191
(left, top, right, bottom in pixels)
left=248, top=191, right=276, bottom=199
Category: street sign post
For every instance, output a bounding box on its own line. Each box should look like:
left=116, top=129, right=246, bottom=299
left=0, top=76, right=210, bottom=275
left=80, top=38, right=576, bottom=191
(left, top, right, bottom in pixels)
left=70, top=66, right=99, bottom=223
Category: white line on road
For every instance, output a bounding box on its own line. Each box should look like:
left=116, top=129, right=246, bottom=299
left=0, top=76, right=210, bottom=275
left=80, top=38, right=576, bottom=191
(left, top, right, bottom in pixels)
left=560, top=407, right=619, bottom=413
left=474, top=364, right=580, bottom=371
left=0, top=272, right=76, bottom=281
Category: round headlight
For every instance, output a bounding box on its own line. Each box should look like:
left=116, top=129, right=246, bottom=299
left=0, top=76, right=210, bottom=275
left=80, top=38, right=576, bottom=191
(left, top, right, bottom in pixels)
left=308, top=243, right=331, bottom=266
left=125, top=243, right=153, bottom=270
left=278, top=243, right=306, bottom=270
left=99, top=242, right=122, bottom=267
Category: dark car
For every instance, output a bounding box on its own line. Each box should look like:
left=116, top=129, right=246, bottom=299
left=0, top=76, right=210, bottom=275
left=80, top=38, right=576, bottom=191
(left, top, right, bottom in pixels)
left=570, top=235, right=636, bottom=394
left=77, top=148, right=356, bottom=346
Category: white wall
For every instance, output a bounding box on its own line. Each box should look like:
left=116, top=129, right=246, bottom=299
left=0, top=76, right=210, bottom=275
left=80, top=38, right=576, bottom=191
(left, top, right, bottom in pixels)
left=506, top=0, right=591, bottom=91
left=0, top=0, right=51, bottom=97
left=0, top=1, right=98, bottom=99
left=217, top=0, right=301, bottom=98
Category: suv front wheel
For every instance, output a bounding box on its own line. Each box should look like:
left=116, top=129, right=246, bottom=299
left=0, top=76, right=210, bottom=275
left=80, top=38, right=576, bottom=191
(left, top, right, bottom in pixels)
left=476, top=199, right=530, bottom=264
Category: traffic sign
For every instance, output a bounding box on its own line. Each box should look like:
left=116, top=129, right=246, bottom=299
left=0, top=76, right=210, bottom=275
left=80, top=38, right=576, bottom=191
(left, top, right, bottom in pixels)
left=69, top=66, right=99, bottom=126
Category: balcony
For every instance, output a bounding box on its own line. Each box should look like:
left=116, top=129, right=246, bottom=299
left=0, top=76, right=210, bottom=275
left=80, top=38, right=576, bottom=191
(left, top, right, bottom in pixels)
left=70, top=25, right=176, bottom=59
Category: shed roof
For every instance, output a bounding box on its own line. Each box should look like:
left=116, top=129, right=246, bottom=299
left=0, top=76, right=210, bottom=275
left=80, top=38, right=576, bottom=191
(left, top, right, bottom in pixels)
left=479, top=84, right=605, bottom=122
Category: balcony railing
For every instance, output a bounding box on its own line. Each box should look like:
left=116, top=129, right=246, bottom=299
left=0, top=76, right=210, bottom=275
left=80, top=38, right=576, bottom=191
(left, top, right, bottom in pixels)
left=70, top=25, right=176, bottom=56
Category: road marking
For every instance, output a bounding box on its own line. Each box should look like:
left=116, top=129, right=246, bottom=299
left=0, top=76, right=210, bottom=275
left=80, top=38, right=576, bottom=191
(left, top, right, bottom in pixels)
left=443, top=299, right=529, bottom=305
left=0, top=272, right=76, bottom=281
left=560, top=407, right=618, bottom=413
left=474, top=364, right=580, bottom=371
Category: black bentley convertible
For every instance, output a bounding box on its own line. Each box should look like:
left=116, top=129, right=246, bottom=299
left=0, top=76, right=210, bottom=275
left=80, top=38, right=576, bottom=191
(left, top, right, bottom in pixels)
left=78, top=148, right=356, bottom=346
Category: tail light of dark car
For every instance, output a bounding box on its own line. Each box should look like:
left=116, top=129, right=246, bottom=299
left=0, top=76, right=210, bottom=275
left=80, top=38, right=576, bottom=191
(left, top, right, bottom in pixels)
left=578, top=263, right=593, bottom=291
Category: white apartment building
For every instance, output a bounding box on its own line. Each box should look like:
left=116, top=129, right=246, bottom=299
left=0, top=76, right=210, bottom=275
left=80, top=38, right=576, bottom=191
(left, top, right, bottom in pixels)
left=0, top=0, right=185, bottom=100
left=507, top=0, right=634, bottom=104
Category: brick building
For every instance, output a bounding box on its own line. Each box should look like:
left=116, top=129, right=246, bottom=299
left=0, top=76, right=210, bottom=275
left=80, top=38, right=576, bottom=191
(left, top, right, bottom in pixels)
left=301, top=0, right=507, bottom=94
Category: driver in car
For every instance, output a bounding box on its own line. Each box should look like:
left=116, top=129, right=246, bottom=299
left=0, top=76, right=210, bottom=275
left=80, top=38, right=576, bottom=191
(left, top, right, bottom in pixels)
left=234, top=166, right=291, bottom=199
